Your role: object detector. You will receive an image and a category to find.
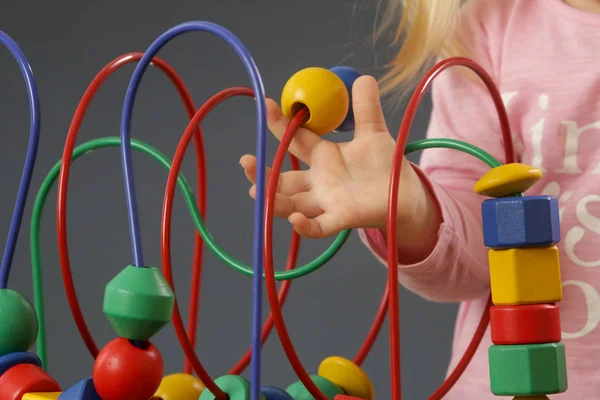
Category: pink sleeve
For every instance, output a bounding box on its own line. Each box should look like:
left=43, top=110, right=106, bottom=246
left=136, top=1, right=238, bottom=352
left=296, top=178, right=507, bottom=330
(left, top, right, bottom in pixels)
left=360, top=0, right=517, bottom=302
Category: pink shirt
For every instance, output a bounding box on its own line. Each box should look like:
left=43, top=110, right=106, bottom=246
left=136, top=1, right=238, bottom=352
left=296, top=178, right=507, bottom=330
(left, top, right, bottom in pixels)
left=360, top=0, right=600, bottom=397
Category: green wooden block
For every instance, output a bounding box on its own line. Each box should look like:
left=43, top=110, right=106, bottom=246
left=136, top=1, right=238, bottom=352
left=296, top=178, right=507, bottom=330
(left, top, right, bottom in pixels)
left=489, top=343, right=567, bottom=396
left=103, top=265, right=175, bottom=340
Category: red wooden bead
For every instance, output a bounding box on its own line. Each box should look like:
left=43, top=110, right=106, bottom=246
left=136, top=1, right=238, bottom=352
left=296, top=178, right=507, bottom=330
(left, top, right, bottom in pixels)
left=334, top=396, right=363, bottom=400
left=92, top=338, right=163, bottom=400
left=490, top=304, right=561, bottom=345
left=0, top=363, right=60, bottom=400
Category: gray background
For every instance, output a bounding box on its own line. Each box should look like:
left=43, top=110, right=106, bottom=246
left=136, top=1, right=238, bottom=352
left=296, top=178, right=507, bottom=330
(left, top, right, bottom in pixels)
left=0, top=1, right=457, bottom=398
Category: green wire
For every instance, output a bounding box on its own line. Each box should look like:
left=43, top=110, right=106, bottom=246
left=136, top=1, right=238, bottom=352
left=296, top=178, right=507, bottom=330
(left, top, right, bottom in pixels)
left=30, top=135, right=503, bottom=370
left=404, top=138, right=501, bottom=168
left=30, top=136, right=345, bottom=370
left=30, top=137, right=195, bottom=369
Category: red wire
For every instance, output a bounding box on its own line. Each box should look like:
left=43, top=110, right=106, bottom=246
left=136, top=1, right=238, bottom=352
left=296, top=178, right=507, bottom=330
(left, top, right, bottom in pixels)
left=388, top=57, right=515, bottom=400
left=186, top=97, right=208, bottom=372
left=56, top=53, right=206, bottom=360
left=57, top=58, right=298, bottom=396
left=258, top=109, right=386, bottom=398
left=354, top=284, right=388, bottom=366
left=429, top=297, right=492, bottom=398
left=257, top=57, right=514, bottom=400
left=161, top=87, right=302, bottom=398
left=262, top=108, right=333, bottom=399
left=259, top=109, right=385, bottom=399
left=229, top=155, right=301, bottom=376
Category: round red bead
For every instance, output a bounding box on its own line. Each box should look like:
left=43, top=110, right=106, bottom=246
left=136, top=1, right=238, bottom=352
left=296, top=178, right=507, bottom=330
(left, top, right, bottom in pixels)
left=490, top=304, right=561, bottom=345
left=0, top=363, right=60, bottom=400
left=92, top=337, right=163, bottom=400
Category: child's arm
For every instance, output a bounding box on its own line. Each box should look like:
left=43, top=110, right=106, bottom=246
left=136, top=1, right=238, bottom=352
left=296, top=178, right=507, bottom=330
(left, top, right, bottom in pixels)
left=359, top=0, right=510, bottom=302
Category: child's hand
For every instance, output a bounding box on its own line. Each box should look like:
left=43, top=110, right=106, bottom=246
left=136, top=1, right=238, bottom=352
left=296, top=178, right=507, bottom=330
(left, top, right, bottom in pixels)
left=241, top=76, right=436, bottom=245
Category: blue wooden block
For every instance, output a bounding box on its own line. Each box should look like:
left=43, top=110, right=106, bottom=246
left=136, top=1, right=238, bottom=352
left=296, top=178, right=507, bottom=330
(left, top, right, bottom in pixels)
left=0, top=352, right=41, bottom=376
left=58, top=377, right=101, bottom=400
left=482, top=195, right=560, bottom=248
left=261, top=386, right=293, bottom=399
left=329, top=66, right=361, bottom=132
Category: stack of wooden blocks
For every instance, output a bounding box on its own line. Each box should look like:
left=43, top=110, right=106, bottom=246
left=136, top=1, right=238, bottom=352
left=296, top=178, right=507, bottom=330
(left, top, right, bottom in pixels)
left=477, top=164, right=568, bottom=399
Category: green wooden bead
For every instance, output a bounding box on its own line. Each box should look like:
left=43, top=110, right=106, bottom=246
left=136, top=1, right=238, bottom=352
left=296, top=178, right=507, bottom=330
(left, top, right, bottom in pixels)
left=286, top=375, right=343, bottom=400
left=199, top=375, right=265, bottom=400
left=489, top=343, right=568, bottom=396
left=0, top=289, right=38, bottom=357
left=103, top=265, right=175, bottom=340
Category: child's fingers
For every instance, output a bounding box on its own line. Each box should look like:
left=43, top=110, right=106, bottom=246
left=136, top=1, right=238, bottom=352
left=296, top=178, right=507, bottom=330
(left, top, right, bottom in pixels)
left=288, top=192, right=322, bottom=218
left=240, top=154, right=266, bottom=183
left=266, top=99, right=322, bottom=165
left=249, top=188, right=322, bottom=219
left=351, top=76, right=389, bottom=138
left=288, top=212, right=340, bottom=239
left=241, top=155, right=310, bottom=195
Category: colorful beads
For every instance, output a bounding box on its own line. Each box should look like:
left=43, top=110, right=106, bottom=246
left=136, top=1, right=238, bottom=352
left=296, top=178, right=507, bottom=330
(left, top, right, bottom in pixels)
left=260, top=386, right=293, bottom=399
left=474, top=163, right=542, bottom=197
left=286, top=375, right=343, bottom=399
left=0, top=363, right=60, bottom=400
left=478, top=161, right=566, bottom=398
left=154, top=373, right=205, bottom=400
left=103, top=265, right=175, bottom=340
left=317, top=356, right=373, bottom=400
left=329, top=66, right=361, bottom=132
left=0, top=352, right=41, bottom=376
left=58, top=377, right=100, bottom=400
left=92, top=338, right=163, bottom=400
left=488, top=246, right=562, bottom=305
left=489, top=343, right=567, bottom=396
left=0, top=289, right=38, bottom=356
left=482, top=196, right=560, bottom=248
left=490, top=304, right=561, bottom=345
left=281, top=67, right=349, bottom=135
left=198, top=375, right=257, bottom=400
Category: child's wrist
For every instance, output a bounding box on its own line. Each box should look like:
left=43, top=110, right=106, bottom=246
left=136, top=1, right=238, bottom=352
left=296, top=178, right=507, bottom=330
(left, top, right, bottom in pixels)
left=394, top=166, right=442, bottom=263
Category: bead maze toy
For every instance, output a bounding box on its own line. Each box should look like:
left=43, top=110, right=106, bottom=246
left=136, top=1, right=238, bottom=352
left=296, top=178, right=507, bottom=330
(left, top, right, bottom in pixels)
left=0, top=19, right=567, bottom=400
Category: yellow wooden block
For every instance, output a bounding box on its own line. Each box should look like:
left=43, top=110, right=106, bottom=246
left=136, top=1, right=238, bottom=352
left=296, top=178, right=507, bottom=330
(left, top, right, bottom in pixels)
left=154, top=373, right=205, bottom=400
left=317, top=356, right=374, bottom=400
left=22, top=393, right=61, bottom=400
left=489, top=246, right=562, bottom=305
left=474, top=163, right=542, bottom=197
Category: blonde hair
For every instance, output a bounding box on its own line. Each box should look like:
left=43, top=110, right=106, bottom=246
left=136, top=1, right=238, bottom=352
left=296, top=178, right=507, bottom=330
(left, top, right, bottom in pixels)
left=377, top=0, right=465, bottom=95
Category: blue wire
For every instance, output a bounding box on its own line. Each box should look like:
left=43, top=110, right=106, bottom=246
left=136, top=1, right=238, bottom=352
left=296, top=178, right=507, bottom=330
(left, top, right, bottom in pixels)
left=0, top=32, right=41, bottom=289
left=119, top=22, right=267, bottom=400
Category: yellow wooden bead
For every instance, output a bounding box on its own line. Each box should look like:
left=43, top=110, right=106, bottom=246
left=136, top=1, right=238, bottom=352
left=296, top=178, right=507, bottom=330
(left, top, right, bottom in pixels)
left=317, top=356, right=374, bottom=400
left=22, top=393, right=61, bottom=400
left=489, top=246, right=563, bottom=305
left=281, top=67, right=349, bottom=135
left=474, top=163, right=542, bottom=197
left=154, top=373, right=205, bottom=400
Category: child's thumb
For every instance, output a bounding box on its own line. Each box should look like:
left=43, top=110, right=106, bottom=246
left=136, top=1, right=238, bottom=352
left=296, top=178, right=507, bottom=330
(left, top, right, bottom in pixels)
left=351, top=75, right=388, bottom=138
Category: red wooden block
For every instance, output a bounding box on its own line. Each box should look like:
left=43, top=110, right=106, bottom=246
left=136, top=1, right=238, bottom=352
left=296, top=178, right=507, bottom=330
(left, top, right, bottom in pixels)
left=490, top=304, right=561, bottom=345
left=0, top=363, right=61, bottom=400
